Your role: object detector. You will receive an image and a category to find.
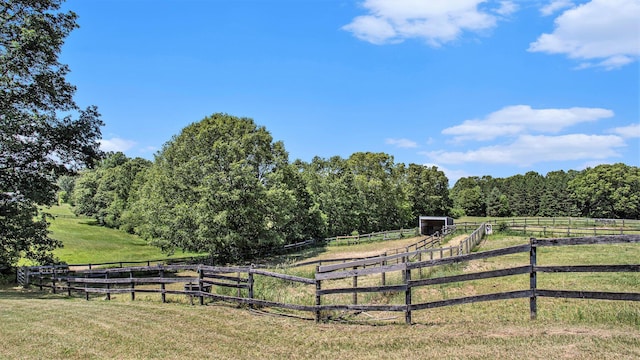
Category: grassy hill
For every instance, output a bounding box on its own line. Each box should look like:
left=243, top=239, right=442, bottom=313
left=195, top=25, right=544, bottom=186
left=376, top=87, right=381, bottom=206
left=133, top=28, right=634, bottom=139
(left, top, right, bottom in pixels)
left=42, top=204, right=202, bottom=265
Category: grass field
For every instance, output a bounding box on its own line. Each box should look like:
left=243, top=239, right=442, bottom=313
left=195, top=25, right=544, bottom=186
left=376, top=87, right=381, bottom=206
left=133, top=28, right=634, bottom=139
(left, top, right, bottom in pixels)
left=40, top=204, right=201, bottom=265
left=2, top=213, right=639, bottom=359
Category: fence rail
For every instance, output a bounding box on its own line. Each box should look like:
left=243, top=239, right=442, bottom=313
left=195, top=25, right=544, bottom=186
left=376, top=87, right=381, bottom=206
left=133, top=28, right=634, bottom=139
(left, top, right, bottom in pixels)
left=283, top=228, right=420, bottom=253
left=314, top=232, right=640, bottom=324
left=21, top=231, right=640, bottom=325
left=462, top=217, right=640, bottom=228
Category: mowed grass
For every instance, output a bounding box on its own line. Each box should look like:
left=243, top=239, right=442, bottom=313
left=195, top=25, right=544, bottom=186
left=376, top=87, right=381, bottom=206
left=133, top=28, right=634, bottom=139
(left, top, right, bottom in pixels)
left=42, top=204, right=201, bottom=265
left=1, top=286, right=639, bottom=360
left=2, top=218, right=640, bottom=359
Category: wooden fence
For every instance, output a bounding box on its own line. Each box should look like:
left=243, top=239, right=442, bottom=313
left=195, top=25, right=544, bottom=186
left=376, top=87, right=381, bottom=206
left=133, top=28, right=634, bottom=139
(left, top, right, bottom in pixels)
left=26, top=264, right=317, bottom=313
left=495, top=224, right=638, bottom=237
left=290, top=226, right=455, bottom=268
left=315, top=234, right=639, bottom=324
left=22, top=231, right=640, bottom=325
left=283, top=228, right=419, bottom=253
left=458, top=217, right=640, bottom=232
left=328, top=228, right=419, bottom=245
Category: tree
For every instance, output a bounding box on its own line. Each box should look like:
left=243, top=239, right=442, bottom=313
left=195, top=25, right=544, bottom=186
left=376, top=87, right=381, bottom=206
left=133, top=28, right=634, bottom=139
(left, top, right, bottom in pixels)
left=501, top=171, right=544, bottom=217
left=56, top=175, right=75, bottom=204
left=73, top=152, right=151, bottom=229
left=454, top=186, right=485, bottom=217
left=569, top=163, right=640, bottom=219
left=296, top=156, right=360, bottom=237
left=538, top=170, right=579, bottom=217
left=0, top=0, right=103, bottom=272
left=130, top=113, right=318, bottom=262
left=451, top=177, right=487, bottom=217
left=346, top=152, right=412, bottom=233
left=486, top=187, right=511, bottom=217
left=405, top=164, right=451, bottom=220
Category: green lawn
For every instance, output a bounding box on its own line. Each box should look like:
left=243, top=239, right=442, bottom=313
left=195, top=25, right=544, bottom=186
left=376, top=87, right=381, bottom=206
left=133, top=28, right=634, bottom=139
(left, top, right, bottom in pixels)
left=41, top=204, right=202, bottom=265
left=3, top=213, right=639, bottom=359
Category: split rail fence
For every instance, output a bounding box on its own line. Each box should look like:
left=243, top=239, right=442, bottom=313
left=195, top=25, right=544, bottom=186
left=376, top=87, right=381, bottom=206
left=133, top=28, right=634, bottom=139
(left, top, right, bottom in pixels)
left=21, top=227, right=639, bottom=325
left=458, top=217, right=640, bottom=236
left=291, top=226, right=453, bottom=268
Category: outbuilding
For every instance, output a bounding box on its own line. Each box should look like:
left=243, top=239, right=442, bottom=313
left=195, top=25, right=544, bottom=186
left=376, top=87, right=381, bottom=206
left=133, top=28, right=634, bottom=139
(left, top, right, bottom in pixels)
left=418, top=216, right=454, bottom=236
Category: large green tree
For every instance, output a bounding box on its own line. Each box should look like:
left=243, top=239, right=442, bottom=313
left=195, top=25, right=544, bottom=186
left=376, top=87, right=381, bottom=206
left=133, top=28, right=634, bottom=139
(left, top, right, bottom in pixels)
left=130, top=114, right=319, bottom=262
left=451, top=177, right=487, bottom=217
left=569, top=163, right=640, bottom=219
left=1, top=0, right=103, bottom=272
left=346, top=152, right=412, bottom=233
left=405, top=164, right=451, bottom=219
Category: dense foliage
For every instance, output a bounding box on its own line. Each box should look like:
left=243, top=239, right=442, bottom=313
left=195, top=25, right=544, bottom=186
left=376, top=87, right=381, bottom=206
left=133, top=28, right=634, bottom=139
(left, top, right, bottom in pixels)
left=72, top=115, right=452, bottom=262
left=450, top=164, right=639, bottom=219
left=0, top=0, right=103, bottom=272
left=71, top=108, right=639, bottom=263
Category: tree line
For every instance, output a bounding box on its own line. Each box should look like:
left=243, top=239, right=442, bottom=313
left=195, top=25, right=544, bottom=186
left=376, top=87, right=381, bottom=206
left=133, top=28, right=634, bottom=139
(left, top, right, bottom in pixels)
left=67, top=114, right=640, bottom=263
left=68, top=114, right=451, bottom=262
left=451, top=164, right=639, bottom=220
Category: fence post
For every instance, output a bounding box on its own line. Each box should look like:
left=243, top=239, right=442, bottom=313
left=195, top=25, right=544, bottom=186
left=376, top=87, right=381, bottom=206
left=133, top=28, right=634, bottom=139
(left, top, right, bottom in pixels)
left=130, top=271, right=135, bottom=301
left=248, top=265, right=255, bottom=309
left=405, top=266, right=412, bottom=325
left=198, top=266, right=204, bottom=306
left=315, top=266, right=321, bottom=323
left=530, top=238, right=537, bottom=320
left=382, top=252, right=387, bottom=286
left=160, top=268, right=166, bottom=303
left=237, top=271, right=241, bottom=298
left=52, top=267, right=57, bottom=294
left=353, top=267, right=358, bottom=305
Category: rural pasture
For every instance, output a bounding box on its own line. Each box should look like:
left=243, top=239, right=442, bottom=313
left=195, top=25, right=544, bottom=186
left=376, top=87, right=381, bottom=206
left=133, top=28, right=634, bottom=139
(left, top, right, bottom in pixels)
left=2, top=208, right=639, bottom=359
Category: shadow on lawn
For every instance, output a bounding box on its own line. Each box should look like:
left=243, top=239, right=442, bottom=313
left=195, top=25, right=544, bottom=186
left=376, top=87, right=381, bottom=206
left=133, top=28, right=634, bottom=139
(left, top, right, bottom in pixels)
left=0, top=285, right=67, bottom=301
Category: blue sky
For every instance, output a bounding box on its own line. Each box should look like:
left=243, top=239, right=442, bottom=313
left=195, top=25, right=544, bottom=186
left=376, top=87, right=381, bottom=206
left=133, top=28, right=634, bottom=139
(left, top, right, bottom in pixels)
left=61, top=0, right=639, bottom=184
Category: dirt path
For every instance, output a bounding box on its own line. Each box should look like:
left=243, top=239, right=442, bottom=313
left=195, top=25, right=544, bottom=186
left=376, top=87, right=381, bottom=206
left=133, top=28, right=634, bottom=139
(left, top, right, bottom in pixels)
left=445, top=234, right=470, bottom=248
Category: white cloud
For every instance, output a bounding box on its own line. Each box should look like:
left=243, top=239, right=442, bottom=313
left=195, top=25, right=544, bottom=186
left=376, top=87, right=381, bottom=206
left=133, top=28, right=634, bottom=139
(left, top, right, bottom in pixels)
left=99, top=137, right=137, bottom=152
left=529, top=0, right=640, bottom=70
left=344, top=15, right=399, bottom=45
left=342, top=0, right=511, bottom=46
left=385, top=138, right=419, bottom=148
left=495, top=1, right=518, bottom=16
left=442, top=105, right=613, bottom=141
left=540, top=0, right=574, bottom=16
left=424, top=134, right=626, bottom=165
left=609, top=123, right=640, bottom=138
